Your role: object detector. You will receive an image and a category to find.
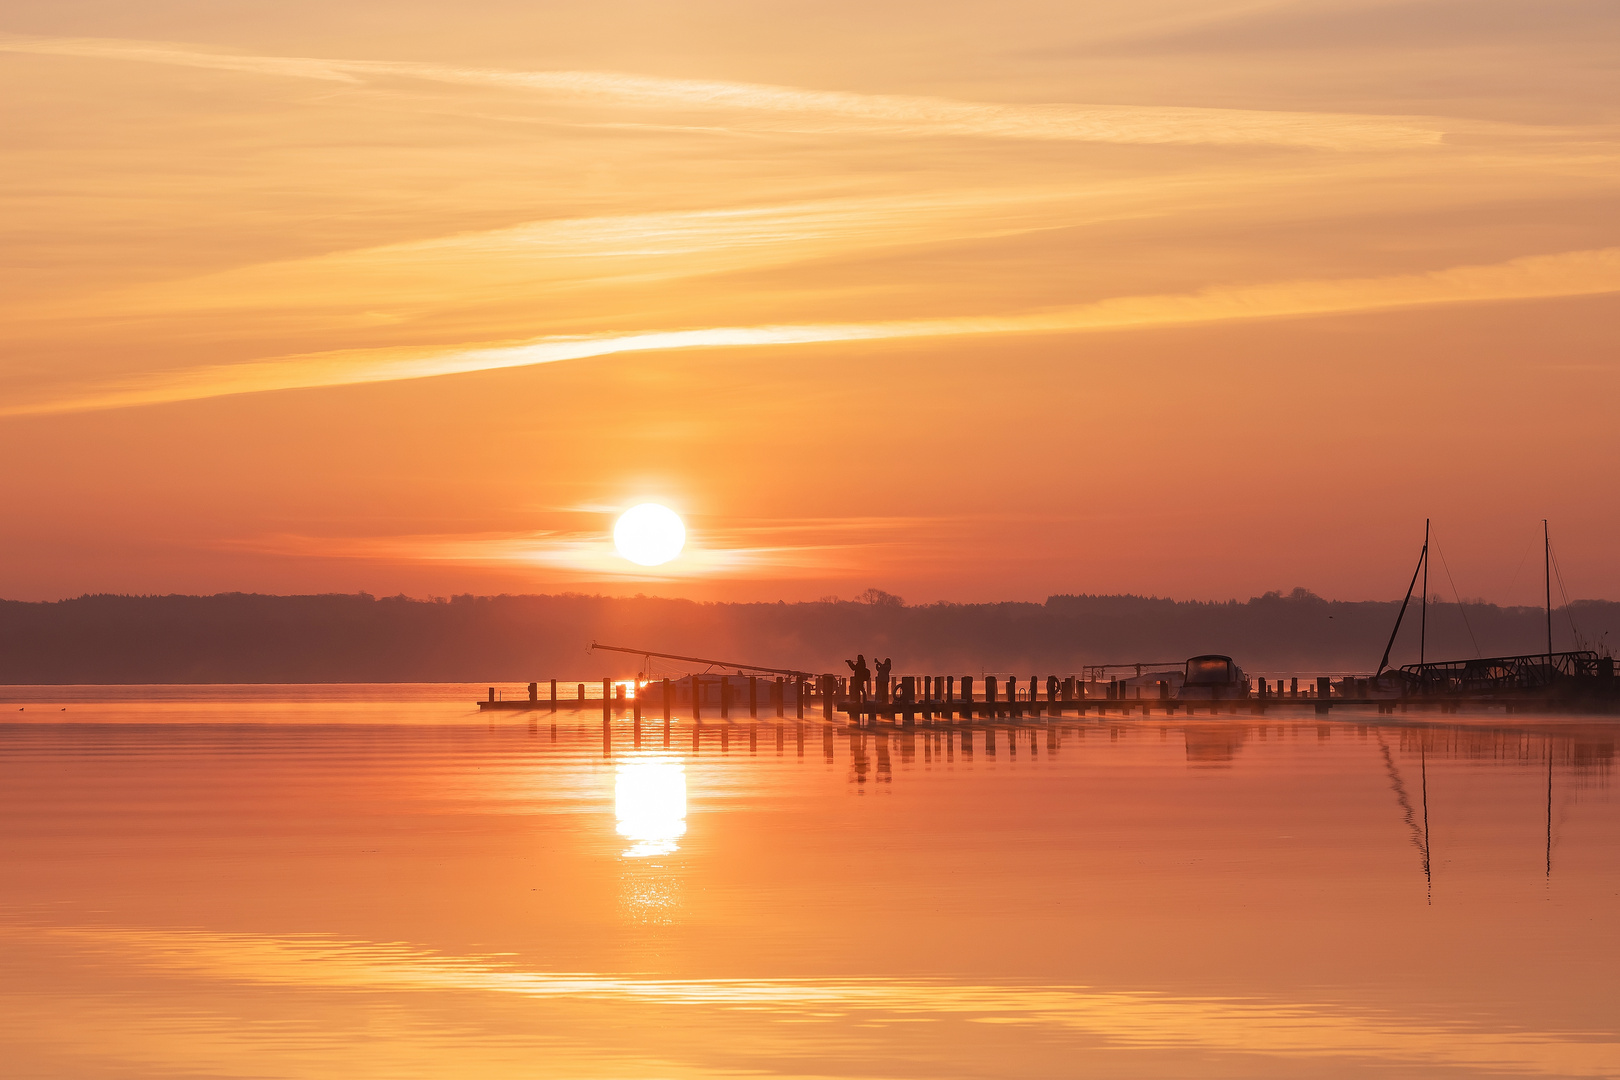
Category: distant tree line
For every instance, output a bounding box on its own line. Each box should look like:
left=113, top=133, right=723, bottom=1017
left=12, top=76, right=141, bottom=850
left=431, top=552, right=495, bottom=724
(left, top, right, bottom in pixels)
left=0, top=588, right=1613, bottom=684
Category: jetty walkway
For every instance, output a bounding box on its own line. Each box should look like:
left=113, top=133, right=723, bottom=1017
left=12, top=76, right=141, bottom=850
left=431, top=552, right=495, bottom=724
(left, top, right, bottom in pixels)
left=477, top=673, right=1606, bottom=721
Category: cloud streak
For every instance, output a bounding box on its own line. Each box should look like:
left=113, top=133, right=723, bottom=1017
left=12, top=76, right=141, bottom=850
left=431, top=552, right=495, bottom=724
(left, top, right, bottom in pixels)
left=0, top=35, right=1446, bottom=150
left=219, top=523, right=902, bottom=579
left=6, top=246, right=1617, bottom=418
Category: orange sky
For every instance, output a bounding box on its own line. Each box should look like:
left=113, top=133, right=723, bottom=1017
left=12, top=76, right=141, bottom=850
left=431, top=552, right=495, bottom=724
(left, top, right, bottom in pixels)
left=2, top=2, right=1617, bottom=604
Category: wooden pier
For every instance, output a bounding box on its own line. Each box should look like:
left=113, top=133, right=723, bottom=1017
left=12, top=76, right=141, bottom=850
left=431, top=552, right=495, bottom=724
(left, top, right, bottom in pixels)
left=477, top=671, right=1619, bottom=720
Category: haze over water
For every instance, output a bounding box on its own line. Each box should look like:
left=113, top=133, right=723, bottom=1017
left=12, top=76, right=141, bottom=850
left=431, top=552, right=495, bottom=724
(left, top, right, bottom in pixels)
left=3, top=687, right=1616, bottom=1078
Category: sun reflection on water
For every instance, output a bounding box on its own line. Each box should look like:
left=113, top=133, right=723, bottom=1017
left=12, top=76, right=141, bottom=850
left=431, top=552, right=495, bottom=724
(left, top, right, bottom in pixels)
left=614, top=752, right=687, bottom=858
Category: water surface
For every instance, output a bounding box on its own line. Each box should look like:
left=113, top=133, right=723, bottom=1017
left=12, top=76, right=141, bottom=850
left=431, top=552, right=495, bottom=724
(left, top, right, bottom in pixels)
left=2, top=687, right=1616, bottom=1078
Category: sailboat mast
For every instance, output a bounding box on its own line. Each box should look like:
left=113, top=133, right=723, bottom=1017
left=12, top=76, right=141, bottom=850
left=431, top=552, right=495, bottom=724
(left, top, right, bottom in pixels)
left=1376, top=520, right=1430, bottom=676
left=1545, top=519, right=1553, bottom=664
left=1420, top=519, right=1429, bottom=669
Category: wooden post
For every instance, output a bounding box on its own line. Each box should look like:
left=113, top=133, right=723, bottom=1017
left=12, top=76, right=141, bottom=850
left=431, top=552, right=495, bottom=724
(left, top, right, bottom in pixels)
left=821, top=675, right=833, bottom=721
left=961, top=675, right=974, bottom=720
left=721, top=677, right=731, bottom=720
left=577, top=682, right=585, bottom=704
left=602, top=678, right=612, bottom=722
left=775, top=677, right=785, bottom=718
left=528, top=681, right=537, bottom=702
left=550, top=679, right=557, bottom=712
left=986, top=676, right=998, bottom=715
left=749, top=676, right=758, bottom=718
left=946, top=675, right=956, bottom=719
left=487, top=687, right=495, bottom=703
left=663, top=678, right=672, bottom=746
left=692, top=677, right=702, bottom=722
left=796, top=676, right=805, bottom=719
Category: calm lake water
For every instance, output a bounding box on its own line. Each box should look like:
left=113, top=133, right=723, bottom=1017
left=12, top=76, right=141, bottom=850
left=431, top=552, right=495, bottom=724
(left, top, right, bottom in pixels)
left=2, top=685, right=1617, bottom=1078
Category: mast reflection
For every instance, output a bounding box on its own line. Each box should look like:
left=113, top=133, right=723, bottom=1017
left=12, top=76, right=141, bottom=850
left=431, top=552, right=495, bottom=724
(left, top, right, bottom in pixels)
left=614, top=752, right=687, bottom=858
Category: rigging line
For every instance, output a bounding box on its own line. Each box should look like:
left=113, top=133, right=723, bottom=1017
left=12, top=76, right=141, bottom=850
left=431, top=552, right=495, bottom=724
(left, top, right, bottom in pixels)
left=1433, top=538, right=1482, bottom=658
left=1548, top=542, right=1582, bottom=646
left=1503, top=540, right=1535, bottom=606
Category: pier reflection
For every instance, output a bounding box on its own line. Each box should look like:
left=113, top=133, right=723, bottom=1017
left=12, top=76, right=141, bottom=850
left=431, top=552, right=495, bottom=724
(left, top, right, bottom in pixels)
left=1183, top=723, right=1247, bottom=765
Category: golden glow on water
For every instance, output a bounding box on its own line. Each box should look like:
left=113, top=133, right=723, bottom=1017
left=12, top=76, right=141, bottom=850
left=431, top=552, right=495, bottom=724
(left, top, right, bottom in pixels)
left=8, top=922, right=1620, bottom=1077
left=3, top=700, right=1619, bottom=1078
left=615, top=752, right=687, bottom=858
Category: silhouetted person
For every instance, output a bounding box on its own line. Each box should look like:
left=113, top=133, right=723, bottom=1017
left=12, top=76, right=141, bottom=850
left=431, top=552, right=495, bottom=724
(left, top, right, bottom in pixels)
left=845, top=654, right=870, bottom=703
left=874, top=657, right=892, bottom=704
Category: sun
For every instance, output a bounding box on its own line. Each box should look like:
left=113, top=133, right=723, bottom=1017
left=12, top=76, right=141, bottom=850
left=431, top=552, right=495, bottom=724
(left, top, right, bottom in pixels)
left=613, top=503, right=685, bottom=566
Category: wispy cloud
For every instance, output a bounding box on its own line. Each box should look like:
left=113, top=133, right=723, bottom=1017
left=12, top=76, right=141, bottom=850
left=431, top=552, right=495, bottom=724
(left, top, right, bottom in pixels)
left=54, top=192, right=1094, bottom=321
left=7, top=246, right=1617, bottom=418
left=219, top=517, right=925, bottom=579
left=0, top=35, right=1446, bottom=150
